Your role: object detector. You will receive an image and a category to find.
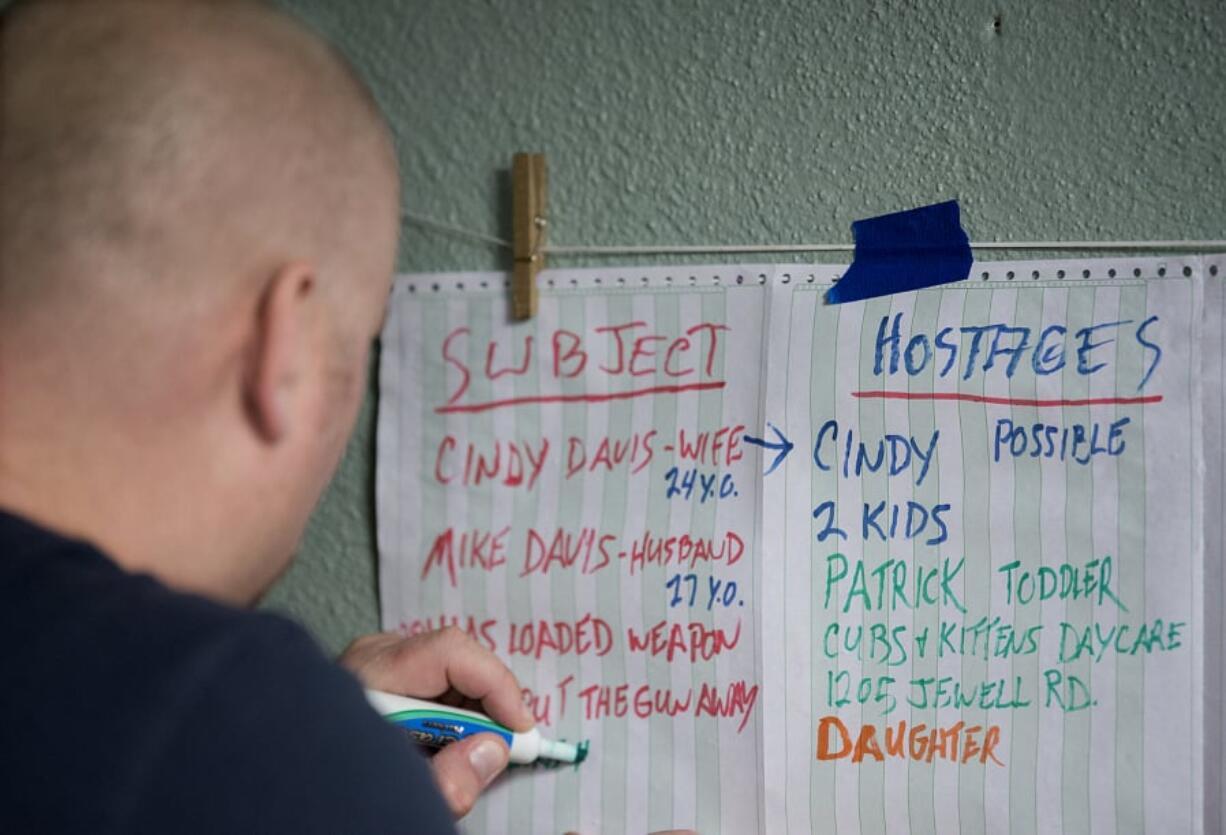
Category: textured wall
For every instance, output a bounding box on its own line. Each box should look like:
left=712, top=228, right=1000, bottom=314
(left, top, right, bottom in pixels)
left=254, top=0, right=1223, bottom=654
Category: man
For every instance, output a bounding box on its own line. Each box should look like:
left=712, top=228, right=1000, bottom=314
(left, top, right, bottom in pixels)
left=0, top=0, right=531, bottom=831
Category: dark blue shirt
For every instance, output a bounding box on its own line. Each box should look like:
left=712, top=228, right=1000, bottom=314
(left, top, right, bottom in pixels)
left=0, top=509, right=455, bottom=834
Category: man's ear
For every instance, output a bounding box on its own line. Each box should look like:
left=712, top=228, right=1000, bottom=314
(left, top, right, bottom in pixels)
left=244, top=261, right=317, bottom=444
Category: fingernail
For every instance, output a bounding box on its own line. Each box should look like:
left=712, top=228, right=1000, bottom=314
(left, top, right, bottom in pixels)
left=469, top=738, right=508, bottom=787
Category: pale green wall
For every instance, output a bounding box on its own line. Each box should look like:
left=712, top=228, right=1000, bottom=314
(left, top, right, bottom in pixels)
left=257, top=0, right=1225, bottom=654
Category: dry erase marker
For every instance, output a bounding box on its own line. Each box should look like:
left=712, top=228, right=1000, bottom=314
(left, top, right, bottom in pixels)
left=365, top=689, right=589, bottom=765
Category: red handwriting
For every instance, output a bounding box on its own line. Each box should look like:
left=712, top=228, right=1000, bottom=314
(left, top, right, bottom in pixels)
left=578, top=680, right=759, bottom=733
left=421, top=527, right=749, bottom=586
left=395, top=616, right=611, bottom=660
left=625, top=618, right=742, bottom=663
left=627, top=530, right=744, bottom=576
left=507, top=615, right=614, bottom=659
left=522, top=675, right=574, bottom=727
left=434, top=437, right=549, bottom=491
left=665, top=425, right=746, bottom=467
left=521, top=527, right=617, bottom=577
left=523, top=676, right=759, bottom=731
left=439, top=321, right=729, bottom=413
left=395, top=616, right=740, bottom=668
left=396, top=616, right=498, bottom=652
left=566, top=432, right=657, bottom=478
left=421, top=527, right=511, bottom=588
left=431, top=427, right=746, bottom=491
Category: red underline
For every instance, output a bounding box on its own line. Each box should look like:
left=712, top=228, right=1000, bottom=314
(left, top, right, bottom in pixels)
left=436, top=380, right=727, bottom=414
left=852, top=390, right=1163, bottom=408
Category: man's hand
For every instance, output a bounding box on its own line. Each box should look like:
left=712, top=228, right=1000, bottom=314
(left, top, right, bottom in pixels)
left=340, top=627, right=534, bottom=818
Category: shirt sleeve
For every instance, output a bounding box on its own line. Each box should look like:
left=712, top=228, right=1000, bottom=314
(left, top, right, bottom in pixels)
left=123, top=615, right=457, bottom=835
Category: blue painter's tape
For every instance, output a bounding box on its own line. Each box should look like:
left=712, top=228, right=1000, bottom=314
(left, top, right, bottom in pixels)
left=824, top=200, right=973, bottom=304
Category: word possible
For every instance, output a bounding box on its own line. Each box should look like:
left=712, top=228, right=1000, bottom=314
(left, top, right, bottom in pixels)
left=438, top=321, right=729, bottom=409
left=817, top=716, right=1004, bottom=767
left=873, top=313, right=1162, bottom=389
left=993, top=417, right=1131, bottom=465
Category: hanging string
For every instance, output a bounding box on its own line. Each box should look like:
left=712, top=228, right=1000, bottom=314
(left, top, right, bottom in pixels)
left=403, top=211, right=1226, bottom=257
left=548, top=239, right=1226, bottom=255
left=401, top=210, right=510, bottom=249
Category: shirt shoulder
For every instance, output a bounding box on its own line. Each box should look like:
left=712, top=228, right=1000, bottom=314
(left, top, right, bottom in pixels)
left=124, top=611, right=456, bottom=835
left=0, top=510, right=455, bottom=835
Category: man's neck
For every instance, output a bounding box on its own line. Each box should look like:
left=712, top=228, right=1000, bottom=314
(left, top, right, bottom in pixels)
left=0, top=402, right=253, bottom=605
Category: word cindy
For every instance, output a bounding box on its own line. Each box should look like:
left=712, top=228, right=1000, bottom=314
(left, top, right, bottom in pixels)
left=813, top=420, right=939, bottom=486
left=438, top=321, right=729, bottom=409
left=873, top=313, right=1162, bottom=389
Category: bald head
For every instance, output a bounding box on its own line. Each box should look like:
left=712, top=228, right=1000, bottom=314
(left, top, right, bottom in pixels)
left=0, top=0, right=403, bottom=603
left=0, top=0, right=398, bottom=319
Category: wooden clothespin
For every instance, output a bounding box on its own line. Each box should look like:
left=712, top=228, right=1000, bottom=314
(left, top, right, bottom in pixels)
left=511, top=152, right=547, bottom=320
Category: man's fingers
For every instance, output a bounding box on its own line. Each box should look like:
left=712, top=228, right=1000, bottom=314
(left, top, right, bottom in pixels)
left=429, top=733, right=510, bottom=819
left=340, top=631, right=525, bottom=817
left=340, top=627, right=534, bottom=731
left=395, top=627, right=533, bottom=731
left=426, top=627, right=533, bottom=730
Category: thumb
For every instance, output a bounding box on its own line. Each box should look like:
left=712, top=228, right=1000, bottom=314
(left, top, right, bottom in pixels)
left=429, top=733, right=510, bottom=818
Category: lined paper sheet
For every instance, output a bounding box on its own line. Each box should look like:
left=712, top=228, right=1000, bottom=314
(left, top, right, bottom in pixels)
left=378, top=258, right=1212, bottom=834
left=1204, top=255, right=1224, bottom=835
left=759, top=258, right=1204, bottom=835
left=377, top=266, right=771, bottom=834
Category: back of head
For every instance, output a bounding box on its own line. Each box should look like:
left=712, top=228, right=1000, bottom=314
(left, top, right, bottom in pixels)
left=0, top=0, right=397, bottom=324
left=0, top=0, right=401, bottom=602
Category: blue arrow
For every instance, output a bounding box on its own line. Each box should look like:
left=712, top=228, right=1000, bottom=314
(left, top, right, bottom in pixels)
left=742, top=423, right=794, bottom=475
